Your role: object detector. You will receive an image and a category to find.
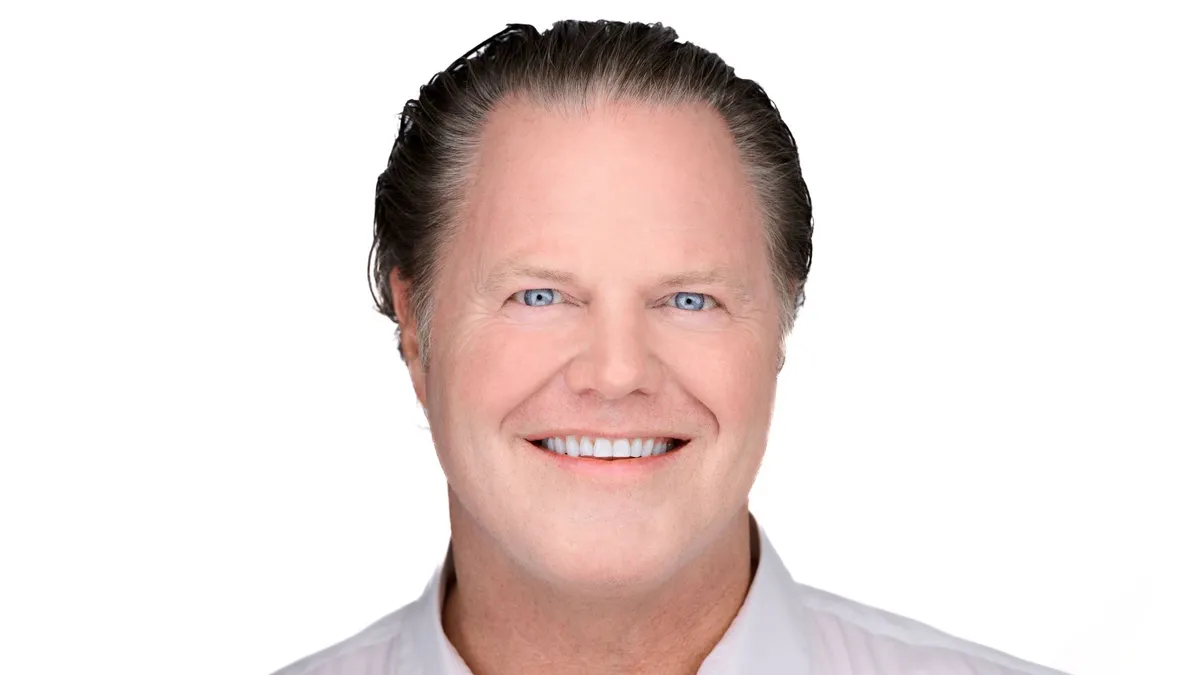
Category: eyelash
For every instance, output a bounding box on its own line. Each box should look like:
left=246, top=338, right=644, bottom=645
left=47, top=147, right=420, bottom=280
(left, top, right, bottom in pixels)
left=509, top=289, right=722, bottom=311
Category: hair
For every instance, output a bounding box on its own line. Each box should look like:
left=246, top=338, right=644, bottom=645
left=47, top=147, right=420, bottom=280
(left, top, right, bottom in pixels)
left=369, top=20, right=813, bottom=371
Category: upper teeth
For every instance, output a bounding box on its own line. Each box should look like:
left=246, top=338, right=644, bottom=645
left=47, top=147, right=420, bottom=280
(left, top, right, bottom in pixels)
left=538, top=436, right=679, bottom=458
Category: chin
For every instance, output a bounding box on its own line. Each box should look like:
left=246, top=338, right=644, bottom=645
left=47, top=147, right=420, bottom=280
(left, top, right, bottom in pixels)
left=516, top=518, right=689, bottom=590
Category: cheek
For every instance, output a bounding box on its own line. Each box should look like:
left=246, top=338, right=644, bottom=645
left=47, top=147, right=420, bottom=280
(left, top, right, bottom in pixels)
left=436, top=319, right=566, bottom=427
left=668, top=324, right=777, bottom=414
left=664, top=329, right=778, bottom=483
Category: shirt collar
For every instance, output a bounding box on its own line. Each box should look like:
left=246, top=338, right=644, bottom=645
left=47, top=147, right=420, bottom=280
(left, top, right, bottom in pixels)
left=699, top=513, right=808, bottom=673
left=411, top=513, right=807, bottom=674
left=409, top=539, right=470, bottom=674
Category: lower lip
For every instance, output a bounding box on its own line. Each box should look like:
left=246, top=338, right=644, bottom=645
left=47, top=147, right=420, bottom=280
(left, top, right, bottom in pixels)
left=526, top=439, right=687, bottom=479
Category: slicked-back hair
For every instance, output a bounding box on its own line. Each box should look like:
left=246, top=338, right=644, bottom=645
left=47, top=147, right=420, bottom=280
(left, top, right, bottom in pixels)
left=370, top=20, right=813, bottom=370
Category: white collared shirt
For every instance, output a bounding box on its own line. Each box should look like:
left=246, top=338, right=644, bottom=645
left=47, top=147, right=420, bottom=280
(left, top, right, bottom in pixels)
left=273, top=518, right=1067, bottom=674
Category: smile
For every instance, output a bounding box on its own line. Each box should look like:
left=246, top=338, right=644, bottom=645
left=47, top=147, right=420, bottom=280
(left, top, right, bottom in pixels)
left=528, top=435, right=688, bottom=459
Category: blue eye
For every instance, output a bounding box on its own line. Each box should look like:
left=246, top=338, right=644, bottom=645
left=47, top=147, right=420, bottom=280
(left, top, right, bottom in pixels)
left=515, top=288, right=561, bottom=307
left=671, top=292, right=715, bottom=311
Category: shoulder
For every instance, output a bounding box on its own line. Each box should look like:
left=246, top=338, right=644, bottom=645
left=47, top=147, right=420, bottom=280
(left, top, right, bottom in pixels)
left=268, top=603, right=421, bottom=675
left=783, top=581, right=1070, bottom=675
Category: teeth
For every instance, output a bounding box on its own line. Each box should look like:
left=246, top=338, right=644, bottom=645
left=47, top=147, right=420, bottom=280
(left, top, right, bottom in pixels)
left=535, top=436, right=682, bottom=459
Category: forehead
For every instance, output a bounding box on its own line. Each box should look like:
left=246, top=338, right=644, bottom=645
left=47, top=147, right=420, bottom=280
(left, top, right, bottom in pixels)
left=458, top=96, right=765, bottom=269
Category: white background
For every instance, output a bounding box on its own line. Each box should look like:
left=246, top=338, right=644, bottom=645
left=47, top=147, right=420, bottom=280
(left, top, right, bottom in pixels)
left=1, top=1, right=1197, bottom=674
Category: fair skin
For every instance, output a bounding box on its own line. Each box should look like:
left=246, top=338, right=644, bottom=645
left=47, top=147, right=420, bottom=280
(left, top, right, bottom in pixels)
left=390, top=96, right=784, bottom=674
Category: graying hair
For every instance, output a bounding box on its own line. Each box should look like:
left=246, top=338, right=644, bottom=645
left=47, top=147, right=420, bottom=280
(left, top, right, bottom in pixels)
left=370, top=20, right=813, bottom=371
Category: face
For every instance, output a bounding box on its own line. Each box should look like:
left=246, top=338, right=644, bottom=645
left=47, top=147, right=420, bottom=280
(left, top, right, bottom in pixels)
left=393, top=97, right=783, bottom=593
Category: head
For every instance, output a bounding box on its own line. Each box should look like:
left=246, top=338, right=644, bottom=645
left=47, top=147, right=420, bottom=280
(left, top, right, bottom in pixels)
left=371, top=21, right=812, bottom=592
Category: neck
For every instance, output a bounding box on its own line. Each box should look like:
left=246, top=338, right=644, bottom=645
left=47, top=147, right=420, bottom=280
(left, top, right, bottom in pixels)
left=441, top=494, right=756, bottom=675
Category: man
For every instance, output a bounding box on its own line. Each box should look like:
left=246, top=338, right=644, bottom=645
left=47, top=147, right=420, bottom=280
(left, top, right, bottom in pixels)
left=274, top=20, right=1065, bottom=675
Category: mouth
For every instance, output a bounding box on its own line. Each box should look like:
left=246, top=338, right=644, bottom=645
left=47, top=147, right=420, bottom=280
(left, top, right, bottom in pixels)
left=525, top=435, right=690, bottom=460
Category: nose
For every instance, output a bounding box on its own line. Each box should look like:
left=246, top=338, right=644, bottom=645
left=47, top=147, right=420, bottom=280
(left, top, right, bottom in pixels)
left=565, top=302, right=663, bottom=400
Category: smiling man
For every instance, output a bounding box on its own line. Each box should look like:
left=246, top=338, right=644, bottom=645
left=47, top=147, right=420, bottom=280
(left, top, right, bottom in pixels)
left=273, top=20, right=1065, bottom=675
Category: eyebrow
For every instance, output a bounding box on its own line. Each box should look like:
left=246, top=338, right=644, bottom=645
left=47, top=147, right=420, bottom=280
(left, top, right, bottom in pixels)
left=483, top=263, right=579, bottom=293
left=481, top=261, right=752, bottom=304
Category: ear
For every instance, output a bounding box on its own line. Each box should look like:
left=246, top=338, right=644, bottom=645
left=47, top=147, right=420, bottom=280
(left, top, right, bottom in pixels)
left=389, top=268, right=429, bottom=410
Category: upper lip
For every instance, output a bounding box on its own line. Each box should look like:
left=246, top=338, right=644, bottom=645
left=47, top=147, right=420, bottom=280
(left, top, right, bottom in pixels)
left=525, top=431, right=692, bottom=441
